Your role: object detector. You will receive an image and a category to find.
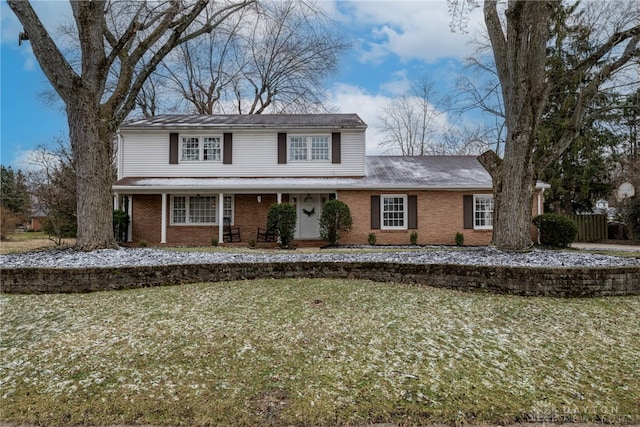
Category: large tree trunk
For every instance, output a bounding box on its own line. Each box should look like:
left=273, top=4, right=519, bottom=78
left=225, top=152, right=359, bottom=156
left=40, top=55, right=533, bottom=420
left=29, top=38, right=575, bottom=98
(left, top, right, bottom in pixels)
left=68, top=91, right=117, bottom=251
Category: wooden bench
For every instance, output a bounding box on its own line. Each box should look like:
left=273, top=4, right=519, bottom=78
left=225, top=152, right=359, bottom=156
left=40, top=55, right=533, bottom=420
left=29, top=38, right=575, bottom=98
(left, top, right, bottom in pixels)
left=256, top=227, right=277, bottom=243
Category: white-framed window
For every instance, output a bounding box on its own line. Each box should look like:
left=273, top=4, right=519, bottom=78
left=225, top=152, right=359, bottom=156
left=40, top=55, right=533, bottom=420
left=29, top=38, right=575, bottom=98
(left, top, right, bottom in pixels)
left=180, top=135, right=222, bottom=162
left=381, top=194, right=407, bottom=229
left=289, top=135, right=330, bottom=161
left=171, top=195, right=234, bottom=225
left=474, top=194, right=494, bottom=229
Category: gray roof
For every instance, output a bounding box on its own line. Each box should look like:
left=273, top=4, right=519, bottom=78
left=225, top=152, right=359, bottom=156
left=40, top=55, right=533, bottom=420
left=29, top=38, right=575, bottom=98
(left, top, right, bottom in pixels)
left=364, top=156, right=492, bottom=189
left=114, top=155, right=499, bottom=191
left=121, top=114, right=367, bottom=130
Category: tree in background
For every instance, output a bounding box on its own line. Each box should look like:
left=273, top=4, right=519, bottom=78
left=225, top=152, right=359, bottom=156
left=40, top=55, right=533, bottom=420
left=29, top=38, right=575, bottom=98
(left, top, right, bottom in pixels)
left=448, top=0, right=639, bottom=250
left=9, top=0, right=255, bottom=250
left=139, top=0, right=348, bottom=116
left=378, top=78, right=491, bottom=155
left=27, top=142, right=78, bottom=245
left=0, top=166, right=31, bottom=239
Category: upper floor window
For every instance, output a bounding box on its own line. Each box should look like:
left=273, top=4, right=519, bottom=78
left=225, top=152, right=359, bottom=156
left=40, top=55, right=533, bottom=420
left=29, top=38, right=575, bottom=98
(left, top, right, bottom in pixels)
left=289, top=135, right=330, bottom=161
left=474, top=194, right=494, bottom=229
left=382, top=194, right=407, bottom=229
left=181, top=136, right=221, bottom=162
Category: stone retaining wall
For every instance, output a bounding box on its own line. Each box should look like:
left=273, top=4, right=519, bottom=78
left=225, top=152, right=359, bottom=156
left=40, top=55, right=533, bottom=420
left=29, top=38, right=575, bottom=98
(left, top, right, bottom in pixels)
left=2, top=262, right=639, bottom=297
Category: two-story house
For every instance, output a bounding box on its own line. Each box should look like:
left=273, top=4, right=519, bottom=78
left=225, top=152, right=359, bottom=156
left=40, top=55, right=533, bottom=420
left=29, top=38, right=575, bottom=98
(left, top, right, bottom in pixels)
left=112, top=114, right=548, bottom=246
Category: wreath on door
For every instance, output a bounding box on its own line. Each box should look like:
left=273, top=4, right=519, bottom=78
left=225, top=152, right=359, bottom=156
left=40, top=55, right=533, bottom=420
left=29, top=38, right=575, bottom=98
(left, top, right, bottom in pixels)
left=302, top=207, right=315, bottom=217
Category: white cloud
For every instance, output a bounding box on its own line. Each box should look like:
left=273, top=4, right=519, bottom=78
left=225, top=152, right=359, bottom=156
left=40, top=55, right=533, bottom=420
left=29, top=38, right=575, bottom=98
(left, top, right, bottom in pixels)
left=329, top=1, right=484, bottom=64
left=326, top=83, right=390, bottom=154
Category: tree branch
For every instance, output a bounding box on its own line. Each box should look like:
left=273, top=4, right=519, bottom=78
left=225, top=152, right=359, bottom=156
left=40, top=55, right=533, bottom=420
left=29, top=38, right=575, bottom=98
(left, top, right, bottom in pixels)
left=7, top=0, right=78, bottom=101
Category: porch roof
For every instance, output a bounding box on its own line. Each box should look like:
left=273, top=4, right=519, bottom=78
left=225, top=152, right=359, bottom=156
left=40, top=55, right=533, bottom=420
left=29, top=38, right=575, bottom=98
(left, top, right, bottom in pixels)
left=112, top=156, right=549, bottom=193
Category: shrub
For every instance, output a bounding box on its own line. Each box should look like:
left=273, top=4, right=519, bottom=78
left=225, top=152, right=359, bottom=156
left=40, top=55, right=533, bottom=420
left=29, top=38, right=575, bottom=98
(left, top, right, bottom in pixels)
left=319, top=200, right=353, bottom=246
left=113, top=209, right=130, bottom=243
left=368, top=232, right=376, bottom=245
left=267, top=203, right=297, bottom=248
left=532, top=213, right=578, bottom=248
left=0, top=206, right=20, bottom=240
left=410, top=231, right=418, bottom=245
left=139, top=239, right=147, bottom=247
left=211, top=237, right=219, bottom=247
left=455, top=232, right=464, bottom=246
left=620, top=196, right=640, bottom=241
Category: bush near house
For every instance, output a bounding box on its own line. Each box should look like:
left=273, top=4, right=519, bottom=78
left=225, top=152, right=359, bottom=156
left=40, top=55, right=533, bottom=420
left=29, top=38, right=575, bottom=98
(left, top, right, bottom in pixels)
left=267, top=203, right=297, bottom=248
left=532, top=213, right=578, bottom=248
left=620, top=196, right=640, bottom=241
left=319, top=199, right=353, bottom=246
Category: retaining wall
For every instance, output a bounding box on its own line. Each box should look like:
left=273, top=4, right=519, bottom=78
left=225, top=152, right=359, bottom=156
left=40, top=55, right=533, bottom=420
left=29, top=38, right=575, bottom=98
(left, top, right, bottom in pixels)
left=2, top=262, right=639, bottom=297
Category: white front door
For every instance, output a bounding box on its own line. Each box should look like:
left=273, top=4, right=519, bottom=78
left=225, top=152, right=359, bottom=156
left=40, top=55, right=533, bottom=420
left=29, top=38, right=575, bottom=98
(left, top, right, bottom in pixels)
left=297, top=194, right=322, bottom=239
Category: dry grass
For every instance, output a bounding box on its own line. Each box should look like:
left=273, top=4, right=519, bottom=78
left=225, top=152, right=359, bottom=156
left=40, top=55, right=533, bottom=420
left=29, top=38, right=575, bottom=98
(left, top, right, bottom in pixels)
left=0, top=232, right=75, bottom=255
left=1, top=279, right=639, bottom=426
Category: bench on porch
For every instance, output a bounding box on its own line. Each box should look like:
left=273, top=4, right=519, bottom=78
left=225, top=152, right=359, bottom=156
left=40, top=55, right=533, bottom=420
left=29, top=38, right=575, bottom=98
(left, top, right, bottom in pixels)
left=223, top=217, right=241, bottom=243
left=256, top=227, right=277, bottom=243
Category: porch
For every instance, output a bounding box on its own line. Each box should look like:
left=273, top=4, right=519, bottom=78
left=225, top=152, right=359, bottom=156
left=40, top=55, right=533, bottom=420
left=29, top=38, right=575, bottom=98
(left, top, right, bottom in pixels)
left=114, top=191, right=335, bottom=246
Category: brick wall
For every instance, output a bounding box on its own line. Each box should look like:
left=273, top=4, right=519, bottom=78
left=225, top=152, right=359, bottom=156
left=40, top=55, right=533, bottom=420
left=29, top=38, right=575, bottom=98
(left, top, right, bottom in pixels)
left=130, top=190, right=544, bottom=246
left=337, top=190, right=494, bottom=246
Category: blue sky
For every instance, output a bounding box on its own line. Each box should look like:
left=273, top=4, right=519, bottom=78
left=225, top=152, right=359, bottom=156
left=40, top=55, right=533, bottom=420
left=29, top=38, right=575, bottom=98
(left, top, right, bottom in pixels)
left=0, top=1, right=484, bottom=170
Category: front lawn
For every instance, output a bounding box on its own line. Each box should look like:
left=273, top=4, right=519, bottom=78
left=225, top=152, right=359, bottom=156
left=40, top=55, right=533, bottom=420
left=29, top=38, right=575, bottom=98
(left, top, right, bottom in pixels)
left=1, top=279, right=638, bottom=426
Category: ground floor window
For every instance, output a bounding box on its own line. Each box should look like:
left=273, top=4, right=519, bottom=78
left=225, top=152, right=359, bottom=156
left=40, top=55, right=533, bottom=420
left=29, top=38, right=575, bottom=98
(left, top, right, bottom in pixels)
left=382, top=194, right=407, bottom=229
left=171, top=194, right=233, bottom=225
left=474, top=194, right=494, bottom=229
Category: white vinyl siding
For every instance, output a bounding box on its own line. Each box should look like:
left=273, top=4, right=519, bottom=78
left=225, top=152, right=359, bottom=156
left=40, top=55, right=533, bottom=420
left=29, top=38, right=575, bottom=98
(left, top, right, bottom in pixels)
left=119, top=130, right=366, bottom=178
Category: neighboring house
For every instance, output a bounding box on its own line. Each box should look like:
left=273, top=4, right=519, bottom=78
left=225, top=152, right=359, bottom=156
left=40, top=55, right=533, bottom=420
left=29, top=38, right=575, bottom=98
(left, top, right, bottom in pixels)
left=112, top=114, right=549, bottom=246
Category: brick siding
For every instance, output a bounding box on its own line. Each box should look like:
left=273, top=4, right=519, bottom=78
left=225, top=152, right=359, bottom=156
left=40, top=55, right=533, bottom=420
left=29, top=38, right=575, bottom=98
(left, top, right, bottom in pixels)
left=130, top=190, right=544, bottom=246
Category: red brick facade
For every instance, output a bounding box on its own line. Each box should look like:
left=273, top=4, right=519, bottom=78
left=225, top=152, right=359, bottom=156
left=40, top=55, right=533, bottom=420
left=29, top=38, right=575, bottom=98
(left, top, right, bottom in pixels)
left=130, top=190, right=544, bottom=246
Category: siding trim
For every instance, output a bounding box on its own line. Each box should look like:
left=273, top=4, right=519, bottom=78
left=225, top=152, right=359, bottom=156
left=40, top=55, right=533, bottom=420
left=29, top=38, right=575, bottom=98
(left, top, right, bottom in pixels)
left=408, top=195, right=418, bottom=229
left=278, top=133, right=287, bottom=164
left=463, top=195, right=473, bottom=229
left=169, top=133, right=178, bottom=164
left=223, top=133, right=232, bottom=164
left=371, top=195, right=381, bottom=229
left=331, top=132, right=341, bottom=164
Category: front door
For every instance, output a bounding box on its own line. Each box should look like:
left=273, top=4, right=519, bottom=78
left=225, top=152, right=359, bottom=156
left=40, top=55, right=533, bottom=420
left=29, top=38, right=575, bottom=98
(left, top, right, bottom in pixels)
left=298, top=194, right=322, bottom=239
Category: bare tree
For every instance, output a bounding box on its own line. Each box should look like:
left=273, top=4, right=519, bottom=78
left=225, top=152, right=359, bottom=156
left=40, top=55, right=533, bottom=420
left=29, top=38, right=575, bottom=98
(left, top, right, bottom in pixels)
left=27, top=141, right=77, bottom=245
left=448, top=0, right=639, bottom=250
left=9, top=0, right=255, bottom=250
left=378, top=79, right=456, bottom=155
left=147, top=0, right=348, bottom=115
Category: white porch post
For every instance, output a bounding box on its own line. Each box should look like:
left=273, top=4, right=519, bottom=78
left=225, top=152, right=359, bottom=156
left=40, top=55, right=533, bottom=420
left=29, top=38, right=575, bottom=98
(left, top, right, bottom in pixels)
left=161, top=193, right=167, bottom=244
left=218, top=192, right=224, bottom=244
left=114, top=193, right=120, bottom=210
left=127, top=196, right=133, bottom=243
left=277, top=192, right=282, bottom=204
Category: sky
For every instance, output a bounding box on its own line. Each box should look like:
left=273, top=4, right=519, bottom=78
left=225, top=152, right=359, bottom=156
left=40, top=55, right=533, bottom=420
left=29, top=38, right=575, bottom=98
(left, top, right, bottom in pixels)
left=0, top=0, right=485, bottom=171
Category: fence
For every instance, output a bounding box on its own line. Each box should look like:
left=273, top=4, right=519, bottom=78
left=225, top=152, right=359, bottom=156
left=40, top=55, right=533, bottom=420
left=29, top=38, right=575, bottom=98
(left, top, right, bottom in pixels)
left=566, top=214, right=608, bottom=242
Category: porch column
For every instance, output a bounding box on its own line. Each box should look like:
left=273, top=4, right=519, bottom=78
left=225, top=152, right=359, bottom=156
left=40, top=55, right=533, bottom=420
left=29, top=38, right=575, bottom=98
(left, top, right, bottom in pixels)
left=277, top=192, right=282, bottom=204
left=218, top=192, right=224, bottom=244
left=127, top=196, right=133, bottom=243
left=113, top=192, right=120, bottom=210
left=161, top=193, right=167, bottom=244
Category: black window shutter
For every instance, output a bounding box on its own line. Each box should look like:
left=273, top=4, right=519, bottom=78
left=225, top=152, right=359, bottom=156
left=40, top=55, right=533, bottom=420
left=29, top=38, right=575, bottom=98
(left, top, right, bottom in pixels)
left=463, top=195, right=474, bottom=229
left=408, top=195, right=418, bottom=229
left=278, top=133, right=287, bottom=164
left=223, top=133, right=232, bottom=164
left=371, top=195, right=381, bottom=229
left=169, top=133, right=179, bottom=164
left=331, top=132, right=341, bottom=164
